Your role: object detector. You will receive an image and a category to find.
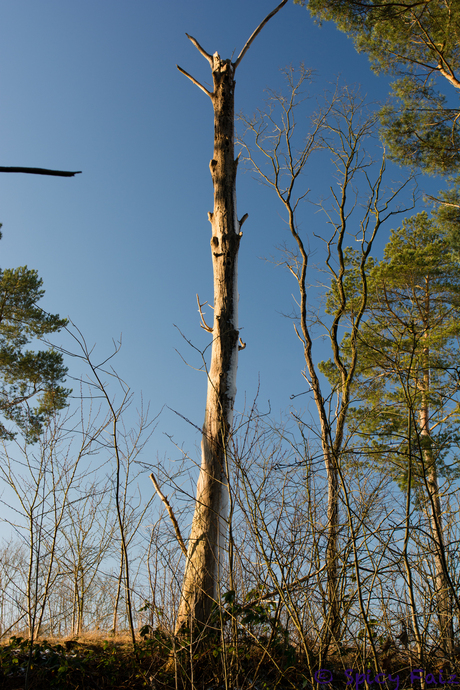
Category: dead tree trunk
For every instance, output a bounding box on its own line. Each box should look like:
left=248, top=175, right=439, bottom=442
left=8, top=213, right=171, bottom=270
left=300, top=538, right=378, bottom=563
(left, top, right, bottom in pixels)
left=175, top=0, right=288, bottom=634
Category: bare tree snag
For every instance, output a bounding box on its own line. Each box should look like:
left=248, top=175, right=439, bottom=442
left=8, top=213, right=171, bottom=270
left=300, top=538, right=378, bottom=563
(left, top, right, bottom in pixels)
left=175, top=0, right=288, bottom=634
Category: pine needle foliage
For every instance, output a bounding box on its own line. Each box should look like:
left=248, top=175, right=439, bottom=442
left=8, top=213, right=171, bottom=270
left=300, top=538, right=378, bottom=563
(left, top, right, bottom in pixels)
left=319, top=211, right=460, bottom=492
left=0, top=258, right=69, bottom=442
left=296, top=0, right=460, bottom=174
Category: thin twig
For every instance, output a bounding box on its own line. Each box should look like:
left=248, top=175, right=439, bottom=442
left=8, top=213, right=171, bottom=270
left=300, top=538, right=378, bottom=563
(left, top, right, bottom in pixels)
left=240, top=564, right=327, bottom=610
left=196, top=294, right=213, bottom=333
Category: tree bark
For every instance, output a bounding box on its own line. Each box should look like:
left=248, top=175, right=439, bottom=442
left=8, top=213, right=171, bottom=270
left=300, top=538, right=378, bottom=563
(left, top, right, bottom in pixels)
left=174, top=0, right=287, bottom=636
left=419, top=293, right=453, bottom=654
left=175, top=53, right=242, bottom=634
left=420, top=392, right=453, bottom=653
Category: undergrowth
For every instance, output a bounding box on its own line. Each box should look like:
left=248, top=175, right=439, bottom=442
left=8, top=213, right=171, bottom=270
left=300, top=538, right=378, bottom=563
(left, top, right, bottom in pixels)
left=1, top=627, right=458, bottom=690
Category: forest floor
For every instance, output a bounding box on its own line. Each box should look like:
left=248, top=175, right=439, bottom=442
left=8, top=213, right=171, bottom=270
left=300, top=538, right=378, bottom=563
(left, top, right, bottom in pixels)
left=0, top=629, right=455, bottom=689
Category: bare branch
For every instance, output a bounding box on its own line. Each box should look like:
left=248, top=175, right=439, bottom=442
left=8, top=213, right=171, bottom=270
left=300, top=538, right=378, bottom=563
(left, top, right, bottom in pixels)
left=185, top=33, right=213, bottom=67
left=233, top=0, right=289, bottom=71
left=196, top=293, right=213, bottom=333
left=239, top=212, right=249, bottom=228
left=0, top=166, right=81, bottom=177
left=149, top=472, right=187, bottom=557
left=241, top=564, right=327, bottom=610
left=425, top=193, right=460, bottom=209
left=176, top=65, right=213, bottom=99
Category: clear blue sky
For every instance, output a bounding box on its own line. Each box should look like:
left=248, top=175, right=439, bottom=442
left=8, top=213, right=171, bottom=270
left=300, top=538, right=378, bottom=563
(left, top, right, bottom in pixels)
left=0, top=1, right=433, bottom=475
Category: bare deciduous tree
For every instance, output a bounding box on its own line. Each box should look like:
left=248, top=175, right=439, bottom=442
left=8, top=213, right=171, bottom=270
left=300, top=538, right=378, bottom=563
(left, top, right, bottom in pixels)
left=238, top=69, right=415, bottom=649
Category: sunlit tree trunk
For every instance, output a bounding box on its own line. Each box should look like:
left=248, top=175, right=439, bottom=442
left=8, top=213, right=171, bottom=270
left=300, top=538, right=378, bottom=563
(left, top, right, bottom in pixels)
left=419, top=285, right=453, bottom=653
left=175, top=1, right=288, bottom=634
left=175, top=51, right=242, bottom=634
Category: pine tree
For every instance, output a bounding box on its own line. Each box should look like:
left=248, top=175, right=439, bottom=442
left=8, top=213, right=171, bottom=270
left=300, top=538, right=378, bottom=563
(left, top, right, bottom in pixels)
left=320, top=211, right=460, bottom=652
left=0, top=252, right=69, bottom=442
left=296, top=0, right=460, bottom=175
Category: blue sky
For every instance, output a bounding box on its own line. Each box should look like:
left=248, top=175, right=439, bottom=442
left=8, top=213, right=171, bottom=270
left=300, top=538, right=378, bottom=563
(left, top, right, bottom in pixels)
left=0, top=1, right=433, bottom=478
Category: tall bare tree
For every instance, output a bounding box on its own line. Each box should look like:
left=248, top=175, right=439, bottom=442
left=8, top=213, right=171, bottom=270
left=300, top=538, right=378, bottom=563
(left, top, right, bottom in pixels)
left=238, top=73, right=415, bottom=650
left=172, top=0, right=288, bottom=634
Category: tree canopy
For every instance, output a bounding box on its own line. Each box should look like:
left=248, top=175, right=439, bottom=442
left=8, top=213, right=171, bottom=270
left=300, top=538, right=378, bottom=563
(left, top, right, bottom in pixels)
left=296, top=0, right=460, bottom=175
left=320, top=211, right=460, bottom=492
left=0, top=255, right=69, bottom=442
